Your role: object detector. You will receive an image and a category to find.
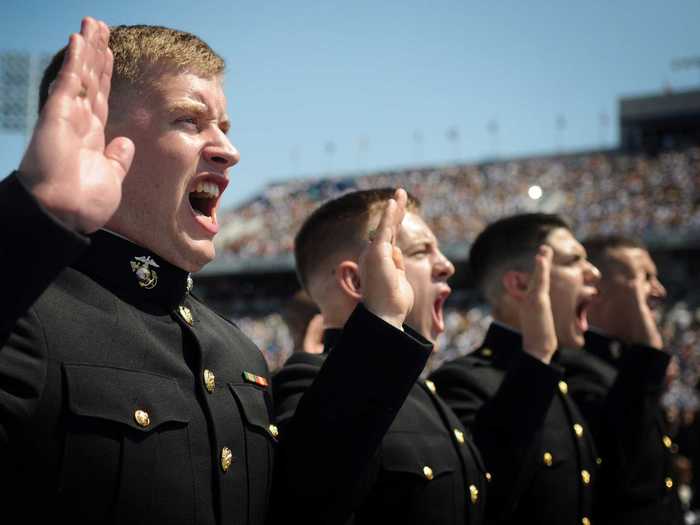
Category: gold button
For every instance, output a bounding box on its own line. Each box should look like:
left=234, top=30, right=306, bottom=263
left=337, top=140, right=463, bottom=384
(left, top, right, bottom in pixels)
left=582, top=518, right=591, bottom=525
left=453, top=428, right=465, bottom=444
left=558, top=381, right=568, bottom=395
left=423, top=466, right=434, bottom=480
left=425, top=380, right=437, bottom=394
left=221, top=447, right=233, bottom=472
left=663, top=435, right=672, bottom=449
left=203, top=369, right=216, bottom=393
left=269, top=424, right=279, bottom=438
left=469, top=484, right=479, bottom=504
left=596, top=457, right=603, bottom=465
left=134, top=409, right=150, bottom=428
left=481, top=348, right=493, bottom=357
left=179, top=305, right=193, bottom=325
left=543, top=452, right=553, bottom=466
left=485, top=472, right=492, bottom=482
left=665, top=477, right=674, bottom=490
left=581, top=470, right=591, bottom=485
left=573, top=423, right=584, bottom=438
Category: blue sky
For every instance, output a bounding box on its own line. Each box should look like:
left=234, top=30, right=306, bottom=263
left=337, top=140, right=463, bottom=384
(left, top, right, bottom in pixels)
left=1, top=0, right=698, bottom=209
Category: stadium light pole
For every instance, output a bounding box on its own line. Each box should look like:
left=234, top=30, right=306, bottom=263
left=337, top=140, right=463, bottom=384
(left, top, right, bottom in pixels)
left=446, top=126, right=460, bottom=161
left=487, top=119, right=499, bottom=159
left=0, top=51, right=50, bottom=139
left=412, top=130, right=424, bottom=164
left=671, top=56, right=700, bottom=83
left=324, top=141, right=336, bottom=175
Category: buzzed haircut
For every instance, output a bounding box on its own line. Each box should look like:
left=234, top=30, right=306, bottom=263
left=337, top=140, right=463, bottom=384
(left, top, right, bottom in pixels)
left=583, top=235, right=647, bottom=280
left=39, top=24, right=225, bottom=112
left=294, top=188, right=420, bottom=292
left=470, top=213, right=571, bottom=304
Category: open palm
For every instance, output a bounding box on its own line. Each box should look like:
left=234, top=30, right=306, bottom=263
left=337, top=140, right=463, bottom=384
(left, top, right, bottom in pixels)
left=18, top=17, right=134, bottom=234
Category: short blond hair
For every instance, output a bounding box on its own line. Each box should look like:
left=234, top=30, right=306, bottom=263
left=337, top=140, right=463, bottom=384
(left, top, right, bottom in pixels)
left=39, top=24, right=224, bottom=110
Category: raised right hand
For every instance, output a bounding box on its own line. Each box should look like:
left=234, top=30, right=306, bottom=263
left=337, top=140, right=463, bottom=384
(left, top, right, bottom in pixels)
left=18, top=17, right=134, bottom=234
left=518, top=245, right=558, bottom=363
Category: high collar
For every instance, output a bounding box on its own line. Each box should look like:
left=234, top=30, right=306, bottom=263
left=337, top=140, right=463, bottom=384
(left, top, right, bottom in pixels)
left=322, top=328, right=343, bottom=354
left=584, top=330, right=623, bottom=366
left=71, top=230, right=193, bottom=311
left=478, top=322, right=525, bottom=368
left=478, top=322, right=577, bottom=368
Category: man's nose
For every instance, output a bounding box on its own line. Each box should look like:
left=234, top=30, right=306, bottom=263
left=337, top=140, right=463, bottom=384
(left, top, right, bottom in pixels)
left=434, top=251, right=455, bottom=280
left=651, top=277, right=667, bottom=300
left=203, top=131, right=240, bottom=170
left=584, top=261, right=601, bottom=285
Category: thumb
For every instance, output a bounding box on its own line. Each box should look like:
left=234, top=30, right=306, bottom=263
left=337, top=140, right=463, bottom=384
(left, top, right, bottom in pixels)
left=105, top=137, right=135, bottom=181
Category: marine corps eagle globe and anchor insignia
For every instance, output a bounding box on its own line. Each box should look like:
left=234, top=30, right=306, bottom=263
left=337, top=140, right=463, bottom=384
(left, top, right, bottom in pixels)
left=130, top=256, right=160, bottom=289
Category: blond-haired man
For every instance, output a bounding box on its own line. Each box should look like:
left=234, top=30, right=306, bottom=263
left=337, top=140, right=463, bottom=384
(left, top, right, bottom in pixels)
left=0, top=18, right=429, bottom=524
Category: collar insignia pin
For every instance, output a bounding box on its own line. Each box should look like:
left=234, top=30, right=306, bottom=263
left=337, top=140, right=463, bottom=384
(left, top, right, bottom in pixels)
left=130, top=256, right=160, bottom=289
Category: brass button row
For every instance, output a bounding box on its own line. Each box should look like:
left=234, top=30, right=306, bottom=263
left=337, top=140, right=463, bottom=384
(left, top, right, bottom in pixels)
left=203, top=369, right=216, bottom=393
left=469, top=484, right=479, bottom=504
left=581, top=470, right=591, bottom=485
left=221, top=447, right=233, bottom=472
left=178, top=305, right=194, bottom=325
left=134, top=409, right=150, bottom=428
left=543, top=452, right=553, bottom=467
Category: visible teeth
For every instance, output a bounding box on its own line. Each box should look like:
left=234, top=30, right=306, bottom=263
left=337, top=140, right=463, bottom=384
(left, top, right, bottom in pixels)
left=191, top=182, right=220, bottom=199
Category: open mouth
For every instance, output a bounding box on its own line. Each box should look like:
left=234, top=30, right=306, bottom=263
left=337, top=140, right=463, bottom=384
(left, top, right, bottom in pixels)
left=575, top=297, right=591, bottom=333
left=188, top=177, right=227, bottom=232
left=432, top=289, right=451, bottom=334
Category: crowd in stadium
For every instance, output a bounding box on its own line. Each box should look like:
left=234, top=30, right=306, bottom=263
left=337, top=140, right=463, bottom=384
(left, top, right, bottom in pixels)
left=233, top=292, right=700, bottom=412
left=216, top=146, right=700, bottom=260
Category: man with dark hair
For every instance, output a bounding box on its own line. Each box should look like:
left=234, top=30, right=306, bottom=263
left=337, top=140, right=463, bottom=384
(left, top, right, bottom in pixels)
left=274, top=188, right=489, bottom=524
left=0, top=18, right=430, bottom=524
left=432, top=213, right=677, bottom=525
left=561, top=235, right=683, bottom=524
left=432, top=213, right=602, bottom=525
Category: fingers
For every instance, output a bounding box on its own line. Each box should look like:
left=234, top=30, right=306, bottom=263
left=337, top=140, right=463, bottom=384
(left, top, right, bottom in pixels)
left=369, top=188, right=409, bottom=245
left=529, top=245, right=553, bottom=295
left=94, top=48, right=113, bottom=126
left=372, top=198, right=397, bottom=245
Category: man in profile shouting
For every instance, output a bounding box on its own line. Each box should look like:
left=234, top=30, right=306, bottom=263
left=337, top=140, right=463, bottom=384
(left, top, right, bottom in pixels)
left=0, top=18, right=430, bottom=524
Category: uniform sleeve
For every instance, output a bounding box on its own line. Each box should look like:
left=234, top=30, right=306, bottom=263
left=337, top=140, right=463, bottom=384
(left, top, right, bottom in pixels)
left=0, top=173, right=89, bottom=340
left=0, top=172, right=88, bottom=470
left=594, top=345, right=672, bottom=502
left=268, top=304, right=432, bottom=525
left=431, top=352, right=562, bottom=523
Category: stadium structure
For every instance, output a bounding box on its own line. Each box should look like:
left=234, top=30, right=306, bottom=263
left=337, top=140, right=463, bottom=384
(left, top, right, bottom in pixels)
left=194, top=88, right=700, bottom=388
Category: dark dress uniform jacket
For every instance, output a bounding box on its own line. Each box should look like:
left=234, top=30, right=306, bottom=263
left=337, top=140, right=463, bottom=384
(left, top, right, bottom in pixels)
left=273, top=328, right=489, bottom=525
left=430, top=323, right=599, bottom=525
left=555, top=330, right=683, bottom=525
left=0, top=173, right=432, bottom=525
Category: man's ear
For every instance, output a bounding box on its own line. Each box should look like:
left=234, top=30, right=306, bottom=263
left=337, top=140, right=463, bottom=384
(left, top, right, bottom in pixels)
left=501, top=270, right=531, bottom=300
left=335, top=261, right=363, bottom=301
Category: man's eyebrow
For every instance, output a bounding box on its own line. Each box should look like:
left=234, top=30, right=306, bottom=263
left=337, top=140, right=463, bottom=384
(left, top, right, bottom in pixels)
left=166, top=100, right=209, bottom=114
left=167, top=100, right=231, bottom=134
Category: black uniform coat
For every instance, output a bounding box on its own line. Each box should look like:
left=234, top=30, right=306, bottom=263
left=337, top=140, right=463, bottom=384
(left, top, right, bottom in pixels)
left=273, top=328, right=489, bottom=525
left=0, top=173, right=432, bottom=525
left=430, top=322, right=599, bottom=525
left=555, top=330, right=683, bottom=524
